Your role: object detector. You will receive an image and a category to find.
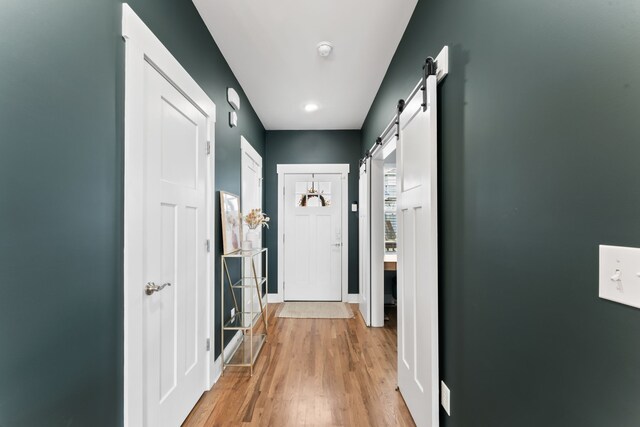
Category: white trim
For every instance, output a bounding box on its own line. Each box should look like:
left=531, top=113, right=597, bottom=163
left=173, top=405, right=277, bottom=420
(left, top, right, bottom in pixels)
left=277, top=163, right=349, bottom=175
left=277, top=164, right=350, bottom=302
left=240, top=136, right=263, bottom=317
left=347, top=294, right=360, bottom=304
left=268, top=293, right=284, bottom=303
left=122, top=5, right=216, bottom=427
left=240, top=135, right=261, bottom=162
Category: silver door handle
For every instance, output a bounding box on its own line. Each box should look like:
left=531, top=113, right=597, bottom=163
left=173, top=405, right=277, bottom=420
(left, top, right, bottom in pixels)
left=145, top=282, right=172, bottom=296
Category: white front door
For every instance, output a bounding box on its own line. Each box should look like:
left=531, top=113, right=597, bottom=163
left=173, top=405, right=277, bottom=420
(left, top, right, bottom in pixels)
left=143, top=61, right=209, bottom=427
left=358, top=161, right=371, bottom=325
left=284, top=173, right=342, bottom=301
left=397, top=74, right=439, bottom=426
left=241, top=137, right=263, bottom=317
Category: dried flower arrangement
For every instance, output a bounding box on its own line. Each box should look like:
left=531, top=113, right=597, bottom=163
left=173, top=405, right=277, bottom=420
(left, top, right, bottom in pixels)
left=244, top=208, right=270, bottom=230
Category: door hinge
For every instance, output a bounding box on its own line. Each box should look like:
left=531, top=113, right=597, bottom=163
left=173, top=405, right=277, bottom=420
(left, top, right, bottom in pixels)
left=206, top=239, right=211, bottom=252
left=206, top=140, right=211, bottom=155
left=206, top=338, right=211, bottom=351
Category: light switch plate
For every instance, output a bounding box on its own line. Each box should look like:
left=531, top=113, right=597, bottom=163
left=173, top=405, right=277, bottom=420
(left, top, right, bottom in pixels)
left=229, top=111, right=238, bottom=127
left=599, top=245, right=640, bottom=309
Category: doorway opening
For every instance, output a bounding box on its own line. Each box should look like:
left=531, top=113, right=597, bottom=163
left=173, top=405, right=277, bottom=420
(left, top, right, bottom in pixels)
left=382, top=144, right=398, bottom=324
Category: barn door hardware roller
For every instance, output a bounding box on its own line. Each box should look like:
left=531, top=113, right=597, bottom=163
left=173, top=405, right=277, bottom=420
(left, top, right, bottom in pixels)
left=421, top=57, right=437, bottom=112
left=396, top=99, right=405, bottom=137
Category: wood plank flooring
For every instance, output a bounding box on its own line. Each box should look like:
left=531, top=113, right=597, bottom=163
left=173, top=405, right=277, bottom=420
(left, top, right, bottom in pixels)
left=183, top=304, right=415, bottom=427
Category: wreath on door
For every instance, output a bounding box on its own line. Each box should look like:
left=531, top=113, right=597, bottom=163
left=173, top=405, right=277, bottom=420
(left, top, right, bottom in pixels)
left=298, top=188, right=330, bottom=207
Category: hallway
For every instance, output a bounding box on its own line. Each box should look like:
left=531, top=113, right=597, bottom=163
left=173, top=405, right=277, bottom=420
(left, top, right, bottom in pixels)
left=183, top=305, right=414, bottom=426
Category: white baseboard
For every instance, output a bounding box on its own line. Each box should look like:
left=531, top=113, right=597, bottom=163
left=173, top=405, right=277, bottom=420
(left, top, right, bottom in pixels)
left=268, top=293, right=283, bottom=303
left=347, top=294, right=359, bottom=304
left=211, top=330, right=243, bottom=385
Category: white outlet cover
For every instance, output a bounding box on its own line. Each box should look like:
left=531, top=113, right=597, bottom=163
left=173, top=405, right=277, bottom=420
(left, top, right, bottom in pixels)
left=441, top=380, right=451, bottom=415
left=599, top=245, right=640, bottom=309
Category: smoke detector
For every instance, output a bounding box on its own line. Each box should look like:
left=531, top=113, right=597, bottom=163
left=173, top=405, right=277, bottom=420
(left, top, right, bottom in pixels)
left=317, top=41, right=333, bottom=57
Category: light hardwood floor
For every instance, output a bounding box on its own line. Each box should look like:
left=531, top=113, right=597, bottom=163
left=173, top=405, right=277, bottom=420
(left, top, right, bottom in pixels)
left=183, top=304, right=415, bottom=427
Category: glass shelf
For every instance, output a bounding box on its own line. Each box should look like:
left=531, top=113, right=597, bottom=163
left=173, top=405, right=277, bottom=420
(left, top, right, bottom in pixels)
left=230, top=277, right=267, bottom=289
left=224, top=334, right=267, bottom=367
left=223, top=311, right=261, bottom=330
left=221, top=248, right=267, bottom=258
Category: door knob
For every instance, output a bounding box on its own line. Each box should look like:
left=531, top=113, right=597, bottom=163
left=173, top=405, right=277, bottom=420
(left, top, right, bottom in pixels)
left=145, top=282, right=172, bottom=296
left=332, top=243, right=342, bottom=247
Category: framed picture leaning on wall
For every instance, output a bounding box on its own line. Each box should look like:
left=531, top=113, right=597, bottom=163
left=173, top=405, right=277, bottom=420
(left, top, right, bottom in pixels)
left=220, top=191, right=242, bottom=254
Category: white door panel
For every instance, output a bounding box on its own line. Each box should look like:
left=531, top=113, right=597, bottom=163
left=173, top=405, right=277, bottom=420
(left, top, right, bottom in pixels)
left=284, top=173, right=342, bottom=301
left=143, top=62, right=208, bottom=427
left=397, top=75, right=439, bottom=427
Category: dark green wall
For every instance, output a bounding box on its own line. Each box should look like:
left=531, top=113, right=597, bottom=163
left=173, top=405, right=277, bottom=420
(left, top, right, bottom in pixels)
left=0, top=1, right=264, bottom=426
left=362, top=0, right=640, bottom=425
left=0, top=2, right=121, bottom=426
left=264, top=131, right=361, bottom=295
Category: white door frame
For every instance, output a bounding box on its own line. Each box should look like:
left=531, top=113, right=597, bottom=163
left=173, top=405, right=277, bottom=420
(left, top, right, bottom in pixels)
left=241, top=137, right=261, bottom=174
left=359, top=152, right=386, bottom=327
left=122, top=5, right=216, bottom=427
left=240, top=136, right=263, bottom=314
left=276, top=164, right=349, bottom=303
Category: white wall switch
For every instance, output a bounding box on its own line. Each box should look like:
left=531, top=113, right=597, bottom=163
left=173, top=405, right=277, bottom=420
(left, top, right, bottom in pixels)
left=230, top=307, right=236, bottom=318
left=441, top=380, right=451, bottom=415
left=229, top=111, right=238, bottom=127
left=599, top=245, right=640, bottom=309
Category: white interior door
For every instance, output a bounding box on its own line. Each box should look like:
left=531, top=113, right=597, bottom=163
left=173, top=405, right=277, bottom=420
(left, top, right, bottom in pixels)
left=397, top=75, right=439, bottom=426
left=143, top=61, right=209, bottom=427
left=284, top=173, right=342, bottom=301
left=359, top=162, right=371, bottom=325
left=241, top=137, right=263, bottom=318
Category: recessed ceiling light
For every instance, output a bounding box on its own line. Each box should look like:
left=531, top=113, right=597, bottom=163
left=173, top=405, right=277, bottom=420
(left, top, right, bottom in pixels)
left=304, top=103, right=319, bottom=112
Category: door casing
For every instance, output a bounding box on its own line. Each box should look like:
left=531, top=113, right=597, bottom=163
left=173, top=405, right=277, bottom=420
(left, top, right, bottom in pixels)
left=276, top=164, right=349, bottom=303
left=240, top=136, right=263, bottom=315
left=122, top=5, right=216, bottom=426
left=358, top=154, right=385, bottom=327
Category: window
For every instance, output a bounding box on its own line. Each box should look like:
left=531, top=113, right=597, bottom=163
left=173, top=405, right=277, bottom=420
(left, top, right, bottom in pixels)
left=295, top=181, right=332, bottom=207
left=384, top=169, right=396, bottom=252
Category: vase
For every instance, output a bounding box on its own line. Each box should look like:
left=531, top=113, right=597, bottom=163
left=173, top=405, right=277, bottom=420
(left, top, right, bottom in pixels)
left=246, top=228, right=260, bottom=250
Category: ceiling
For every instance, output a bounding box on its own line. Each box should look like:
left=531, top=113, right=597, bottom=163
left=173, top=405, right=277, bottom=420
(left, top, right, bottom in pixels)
left=193, top=0, right=418, bottom=130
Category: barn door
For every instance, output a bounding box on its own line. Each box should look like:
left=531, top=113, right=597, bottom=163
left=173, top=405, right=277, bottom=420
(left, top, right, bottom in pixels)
left=396, top=74, right=439, bottom=427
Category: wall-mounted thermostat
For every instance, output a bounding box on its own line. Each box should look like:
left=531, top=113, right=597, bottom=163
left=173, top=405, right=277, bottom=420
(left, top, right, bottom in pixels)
left=229, top=111, right=238, bottom=128
left=227, top=88, right=240, bottom=110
